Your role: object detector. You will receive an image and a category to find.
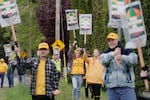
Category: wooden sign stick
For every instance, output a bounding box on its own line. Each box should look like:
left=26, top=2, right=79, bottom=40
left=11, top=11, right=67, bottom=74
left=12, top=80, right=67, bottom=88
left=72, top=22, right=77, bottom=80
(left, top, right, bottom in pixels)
left=84, top=33, right=87, bottom=47
left=9, top=18, right=19, bottom=47
left=73, top=30, right=78, bottom=48
left=136, top=39, right=149, bottom=91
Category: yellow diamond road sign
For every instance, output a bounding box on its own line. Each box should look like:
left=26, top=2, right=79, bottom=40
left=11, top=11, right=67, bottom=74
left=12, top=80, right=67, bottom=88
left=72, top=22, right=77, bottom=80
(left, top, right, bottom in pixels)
left=52, top=40, right=65, bottom=51
left=20, top=51, right=27, bottom=58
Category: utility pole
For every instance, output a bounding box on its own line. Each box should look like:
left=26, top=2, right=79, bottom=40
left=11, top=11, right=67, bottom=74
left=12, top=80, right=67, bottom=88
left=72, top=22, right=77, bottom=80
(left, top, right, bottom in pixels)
left=29, top=1, right=32, bottom=57
left=55, top=0, right=61, bottom=40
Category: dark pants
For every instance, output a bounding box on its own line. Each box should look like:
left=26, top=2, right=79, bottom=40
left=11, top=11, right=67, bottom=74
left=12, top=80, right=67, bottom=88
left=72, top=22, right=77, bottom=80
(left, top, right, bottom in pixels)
left=83, top=79, right=94, bottom=98
left=32, top=95, right=54, bottom=100
left=0, top=73, right=5, bottom=88
left=90, top=84, right=102, bottom=100
left=58, top=72, right=61, bottom=81
left=7, top=73, right=14, bottom=88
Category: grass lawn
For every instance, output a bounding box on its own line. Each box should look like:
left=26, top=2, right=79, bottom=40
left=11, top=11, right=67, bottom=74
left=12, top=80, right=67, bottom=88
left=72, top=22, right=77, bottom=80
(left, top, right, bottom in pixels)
left=0, top=88, right=8, bottom=100
left=56, top=78, right=108, bottom=100
left=5, top=78, right=107, bottom=100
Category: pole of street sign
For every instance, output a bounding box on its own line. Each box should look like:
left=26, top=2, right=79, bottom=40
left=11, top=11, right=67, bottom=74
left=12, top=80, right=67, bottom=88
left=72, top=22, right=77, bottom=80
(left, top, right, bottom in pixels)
left=57, top=0, right=68, bottom=82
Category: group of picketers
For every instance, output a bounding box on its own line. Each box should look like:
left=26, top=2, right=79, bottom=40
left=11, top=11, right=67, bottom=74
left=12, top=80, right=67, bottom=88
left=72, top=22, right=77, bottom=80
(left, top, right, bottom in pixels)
left=68, top=32, right=138, bottom=100
left=0, top=56, right=26, bottom=88
left=0, top=32, right=142, bottom=100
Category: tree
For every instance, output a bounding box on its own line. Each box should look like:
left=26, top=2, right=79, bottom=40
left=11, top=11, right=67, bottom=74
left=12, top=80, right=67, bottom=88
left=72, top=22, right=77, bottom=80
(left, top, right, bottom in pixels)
left=36, top=0, right=71, bottom=55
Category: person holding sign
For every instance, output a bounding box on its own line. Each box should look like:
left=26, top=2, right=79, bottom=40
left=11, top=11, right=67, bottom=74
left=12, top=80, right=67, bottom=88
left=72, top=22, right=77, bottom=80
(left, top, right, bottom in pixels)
left=15, top=42, right=60, bottom=100
left=67, top=41, right=85, bottom=100
left=83, top=49, right=105, bottom=100
left=100, top=33, right=137, bottom=100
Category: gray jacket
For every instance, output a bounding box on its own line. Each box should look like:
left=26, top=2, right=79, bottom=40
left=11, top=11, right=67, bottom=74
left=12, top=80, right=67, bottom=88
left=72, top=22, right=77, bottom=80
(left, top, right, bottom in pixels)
left=100, top=52, right=137, bottom=88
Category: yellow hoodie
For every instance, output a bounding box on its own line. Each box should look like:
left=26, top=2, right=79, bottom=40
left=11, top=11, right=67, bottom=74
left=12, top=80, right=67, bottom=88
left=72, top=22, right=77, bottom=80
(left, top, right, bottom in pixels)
left=84, top=54, right=105, bottom=84
left=71, top=57, right=84, bottom=75
left=0, top=59, right=8, bottom=73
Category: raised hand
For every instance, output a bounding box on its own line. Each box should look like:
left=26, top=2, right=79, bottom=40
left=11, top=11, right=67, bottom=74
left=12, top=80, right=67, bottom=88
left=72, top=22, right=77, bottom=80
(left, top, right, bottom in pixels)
left=114, top=47, right=122, bottom=66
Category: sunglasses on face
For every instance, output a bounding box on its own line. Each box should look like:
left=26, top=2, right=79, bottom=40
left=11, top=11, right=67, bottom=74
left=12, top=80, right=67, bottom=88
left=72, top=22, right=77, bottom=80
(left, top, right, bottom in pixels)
left=39, top=48, right=48, bottom=50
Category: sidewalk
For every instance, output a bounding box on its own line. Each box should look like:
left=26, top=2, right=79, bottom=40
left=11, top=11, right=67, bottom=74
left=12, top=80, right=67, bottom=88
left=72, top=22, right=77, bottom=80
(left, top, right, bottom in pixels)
left=2, top=69, right=30, bottom=88
left=3, top=75, right=19, bottom=88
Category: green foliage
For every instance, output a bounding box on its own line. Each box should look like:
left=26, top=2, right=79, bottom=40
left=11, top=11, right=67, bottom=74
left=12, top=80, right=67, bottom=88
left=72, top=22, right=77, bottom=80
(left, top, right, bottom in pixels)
left=0, top=27, right=9, bottom=58
left=16, top=0, right=45, bottom=55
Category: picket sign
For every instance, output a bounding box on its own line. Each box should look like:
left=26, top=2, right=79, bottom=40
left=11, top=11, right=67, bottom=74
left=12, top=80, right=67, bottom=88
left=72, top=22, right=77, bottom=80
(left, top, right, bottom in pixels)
left=122, top=1, right=147, bottom=49
left=0, top=0, right=21, bottom=27
left=79, top=14, right=92, bottom=46
left=107, top=0, right=148, bottom=91
left=107, top=0, right=131, bottom=28
left=65, top=9, right=79, bottom=48
left=65, top=9, right=79, bottom=31
left=0, top=0, right=20, bottom=47
left=3, top=43, right=12, bottom=57
left=122, top=1, right=148, bottom=91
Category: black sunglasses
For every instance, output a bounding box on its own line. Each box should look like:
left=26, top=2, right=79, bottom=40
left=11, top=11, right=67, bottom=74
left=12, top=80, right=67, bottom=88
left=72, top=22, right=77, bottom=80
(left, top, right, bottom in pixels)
left=39, top=48, right=48, bottom=50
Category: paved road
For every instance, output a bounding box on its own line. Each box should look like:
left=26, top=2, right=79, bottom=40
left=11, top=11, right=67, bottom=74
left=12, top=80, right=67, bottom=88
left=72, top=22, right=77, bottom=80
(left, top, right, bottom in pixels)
left=2, top=70, right=30, bottom=88
left=3, top=75, right=18, bottom=88
left=3, top=73, right=30, bottom=88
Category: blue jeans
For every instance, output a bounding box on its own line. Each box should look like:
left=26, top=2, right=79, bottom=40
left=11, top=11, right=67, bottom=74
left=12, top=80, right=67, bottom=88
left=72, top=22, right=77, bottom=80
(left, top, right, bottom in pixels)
left=107, top=87, right=137, bottom=100
left=0, top=73, right=5, bottom=88
left=7, top=73, right=14, bottom=88
left=18, top=75, right=25, bottom=85
left=72, top=75, right=83, bottom=100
